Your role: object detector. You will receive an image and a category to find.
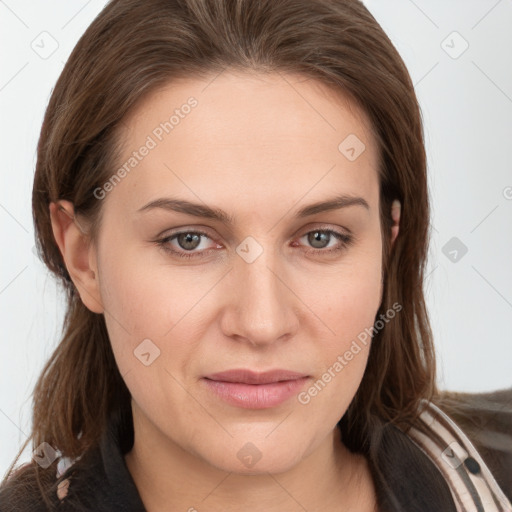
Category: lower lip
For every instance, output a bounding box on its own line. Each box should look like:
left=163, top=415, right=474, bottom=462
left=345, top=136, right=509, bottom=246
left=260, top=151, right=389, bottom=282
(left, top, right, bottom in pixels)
left=202, top=377, right=309, bottom=409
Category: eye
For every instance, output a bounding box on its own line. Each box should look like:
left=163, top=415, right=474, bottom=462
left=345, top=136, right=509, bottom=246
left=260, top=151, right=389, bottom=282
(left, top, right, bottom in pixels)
left=156, top=230, right=218, bottom=259
left=295, top=228, right=354, bottom=256
left=155, top=227, right=354, bottom=259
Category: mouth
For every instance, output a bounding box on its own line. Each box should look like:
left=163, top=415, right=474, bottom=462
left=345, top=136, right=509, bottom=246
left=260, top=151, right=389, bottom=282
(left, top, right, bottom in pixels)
left=202, top=369, right=310, bottom=409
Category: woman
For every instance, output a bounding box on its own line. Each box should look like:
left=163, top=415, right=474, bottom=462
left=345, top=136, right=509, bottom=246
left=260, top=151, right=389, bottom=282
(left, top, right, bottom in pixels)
left=1, top=0, right=511, bottom=510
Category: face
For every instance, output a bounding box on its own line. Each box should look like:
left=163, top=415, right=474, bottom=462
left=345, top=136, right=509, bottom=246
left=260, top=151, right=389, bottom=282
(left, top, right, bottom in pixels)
left=83, top=70, right=384, bottom=474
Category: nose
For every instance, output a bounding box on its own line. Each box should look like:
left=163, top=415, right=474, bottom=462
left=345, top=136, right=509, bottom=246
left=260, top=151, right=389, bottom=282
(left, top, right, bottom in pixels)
left=220, top=247, right=299, bottom=348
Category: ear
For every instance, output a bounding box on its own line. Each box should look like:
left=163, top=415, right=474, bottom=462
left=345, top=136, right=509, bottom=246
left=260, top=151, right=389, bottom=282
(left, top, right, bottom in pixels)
left=49, top=200, right=104, bottom=314
left=390, top=199, right=401, bottom=247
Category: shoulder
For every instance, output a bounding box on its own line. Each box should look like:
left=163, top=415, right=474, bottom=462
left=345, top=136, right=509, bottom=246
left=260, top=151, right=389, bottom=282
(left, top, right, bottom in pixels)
left=433, top=387, right=512, bottom=503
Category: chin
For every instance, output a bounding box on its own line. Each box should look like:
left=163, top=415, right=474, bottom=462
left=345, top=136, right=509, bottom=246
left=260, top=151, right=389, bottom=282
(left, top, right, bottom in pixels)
left=202, top=441, right=306, bottom=476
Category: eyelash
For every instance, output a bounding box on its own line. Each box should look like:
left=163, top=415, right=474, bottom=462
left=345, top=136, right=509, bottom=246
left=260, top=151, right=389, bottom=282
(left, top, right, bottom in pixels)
left=155, top=228, right=354, bottom=260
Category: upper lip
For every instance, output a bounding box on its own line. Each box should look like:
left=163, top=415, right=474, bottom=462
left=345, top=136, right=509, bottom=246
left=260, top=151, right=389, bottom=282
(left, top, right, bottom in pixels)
left=204, top=369, right=308, bottom=385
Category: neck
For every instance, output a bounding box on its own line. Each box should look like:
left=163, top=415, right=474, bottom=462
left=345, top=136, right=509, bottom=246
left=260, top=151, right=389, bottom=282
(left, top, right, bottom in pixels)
left=124, top=404, right=376, bottom=512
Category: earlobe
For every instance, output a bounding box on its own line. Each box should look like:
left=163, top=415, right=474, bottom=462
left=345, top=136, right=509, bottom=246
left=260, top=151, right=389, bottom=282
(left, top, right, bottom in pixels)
left=49, top=200, right=104, bottom=314
left=390, top=199, right=401, bottom=247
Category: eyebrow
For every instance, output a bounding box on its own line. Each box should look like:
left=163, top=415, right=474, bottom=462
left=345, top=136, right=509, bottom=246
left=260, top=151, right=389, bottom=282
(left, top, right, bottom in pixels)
left=136, top=193, right=370, bottom=224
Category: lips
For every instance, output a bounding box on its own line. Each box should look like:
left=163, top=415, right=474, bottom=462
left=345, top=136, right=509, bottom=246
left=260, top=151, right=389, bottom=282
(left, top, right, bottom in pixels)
left=202, top=369, right=310, bottom=409
left=204, top=369, right=308, bottom=385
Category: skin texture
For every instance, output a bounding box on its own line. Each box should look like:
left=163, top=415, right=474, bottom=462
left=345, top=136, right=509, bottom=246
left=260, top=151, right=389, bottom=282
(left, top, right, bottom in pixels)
left=50, top=70, right=401, bottom=511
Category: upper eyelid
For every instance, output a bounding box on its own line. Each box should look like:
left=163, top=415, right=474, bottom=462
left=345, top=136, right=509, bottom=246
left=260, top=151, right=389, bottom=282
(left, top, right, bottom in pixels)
left=160, top=221, right=352, bottom=238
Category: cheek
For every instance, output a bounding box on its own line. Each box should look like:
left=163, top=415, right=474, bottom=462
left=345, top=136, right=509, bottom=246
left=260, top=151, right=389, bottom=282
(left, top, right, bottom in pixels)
left=95, top=235, right=220, bottom=391
left=96, top=234, right=199, bottom=335
left=95, top=251, right=200, bottom=422
left=298, top=279, right=381, bottom=428
left=94, top=238, right=173, bottom=374
left=306, top=238, right=383, bottom=395
left=314, top=236, right=383, bottom=337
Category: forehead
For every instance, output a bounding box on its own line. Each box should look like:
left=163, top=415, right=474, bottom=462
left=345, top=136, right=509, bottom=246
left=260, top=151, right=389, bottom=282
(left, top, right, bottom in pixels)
left=109, top=70, right=379, bottom=215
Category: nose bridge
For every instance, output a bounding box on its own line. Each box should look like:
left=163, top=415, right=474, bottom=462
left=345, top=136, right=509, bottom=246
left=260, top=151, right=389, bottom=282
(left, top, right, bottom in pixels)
left=225, top=236, right=297, bottom=345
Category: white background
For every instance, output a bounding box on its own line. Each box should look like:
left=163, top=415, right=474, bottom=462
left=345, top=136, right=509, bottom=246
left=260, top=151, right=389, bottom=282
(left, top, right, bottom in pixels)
left=1, top=0, right=511, bottom=476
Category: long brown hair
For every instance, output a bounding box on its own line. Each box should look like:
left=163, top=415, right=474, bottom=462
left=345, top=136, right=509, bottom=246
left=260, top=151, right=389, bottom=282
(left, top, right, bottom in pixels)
left=1, top=0, right=436, bottom=507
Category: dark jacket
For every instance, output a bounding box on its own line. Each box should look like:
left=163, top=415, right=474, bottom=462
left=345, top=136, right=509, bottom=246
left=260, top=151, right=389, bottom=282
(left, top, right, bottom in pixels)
left=1, top=388, right=511, bottom=511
